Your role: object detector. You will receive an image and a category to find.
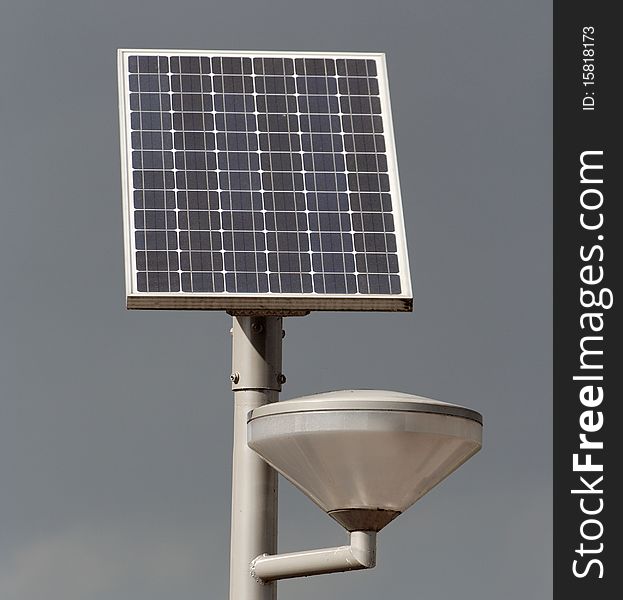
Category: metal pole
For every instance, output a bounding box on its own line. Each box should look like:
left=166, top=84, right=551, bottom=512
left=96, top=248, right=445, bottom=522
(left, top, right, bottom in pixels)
left=229, top=316, right=283, bottom=600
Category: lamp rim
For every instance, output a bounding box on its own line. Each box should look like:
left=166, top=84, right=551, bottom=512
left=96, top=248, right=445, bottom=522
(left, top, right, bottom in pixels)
left=247, top=389, right=483, bottom=425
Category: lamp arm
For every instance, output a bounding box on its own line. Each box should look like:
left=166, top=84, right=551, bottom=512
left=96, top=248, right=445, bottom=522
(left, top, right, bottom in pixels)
left=250, top=530, right=376, bottom=583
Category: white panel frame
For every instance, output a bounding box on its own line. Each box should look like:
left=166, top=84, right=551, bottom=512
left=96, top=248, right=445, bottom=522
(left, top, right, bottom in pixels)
left=118, top=49, right=412, bottom=312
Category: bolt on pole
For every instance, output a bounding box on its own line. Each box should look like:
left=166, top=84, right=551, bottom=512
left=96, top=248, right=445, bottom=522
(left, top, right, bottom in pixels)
left=229, top=316, right=283, bottom=600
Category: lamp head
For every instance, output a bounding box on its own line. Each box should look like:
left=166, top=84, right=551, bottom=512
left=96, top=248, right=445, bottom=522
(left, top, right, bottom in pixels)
left=247, top=390, right=482, bottom=531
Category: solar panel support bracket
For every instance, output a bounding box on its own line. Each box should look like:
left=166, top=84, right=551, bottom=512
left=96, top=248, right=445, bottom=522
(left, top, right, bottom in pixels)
left=227, top=309, right=310, bottom=318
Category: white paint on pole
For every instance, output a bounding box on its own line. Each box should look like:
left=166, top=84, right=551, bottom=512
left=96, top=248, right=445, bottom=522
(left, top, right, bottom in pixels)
left=229, top=316, right=283, bottom=600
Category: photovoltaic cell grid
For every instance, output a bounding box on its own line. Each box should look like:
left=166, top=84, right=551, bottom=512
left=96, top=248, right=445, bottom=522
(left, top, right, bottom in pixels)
left=119, top=51, right=412, bottom=311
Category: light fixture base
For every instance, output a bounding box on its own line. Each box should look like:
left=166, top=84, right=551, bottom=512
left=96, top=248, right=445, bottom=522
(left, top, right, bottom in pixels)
left=328, top=509, right=401, bottom=532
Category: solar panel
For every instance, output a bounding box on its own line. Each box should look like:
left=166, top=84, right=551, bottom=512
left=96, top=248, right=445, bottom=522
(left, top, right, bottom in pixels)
left=118, top=50, right=412, bottom=312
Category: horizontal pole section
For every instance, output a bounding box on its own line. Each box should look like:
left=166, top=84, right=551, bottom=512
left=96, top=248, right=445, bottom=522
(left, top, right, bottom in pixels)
left=250, top=531, right=376, bottom=582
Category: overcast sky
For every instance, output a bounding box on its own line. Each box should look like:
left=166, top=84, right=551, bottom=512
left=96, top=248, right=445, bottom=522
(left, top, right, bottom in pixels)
left=1, top=1, right=551, bottom=599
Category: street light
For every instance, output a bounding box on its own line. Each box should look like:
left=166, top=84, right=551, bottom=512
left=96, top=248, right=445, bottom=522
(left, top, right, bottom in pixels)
left=117, top=49, right=485, bottom=600
left=228, top=316, right=482, bottom=598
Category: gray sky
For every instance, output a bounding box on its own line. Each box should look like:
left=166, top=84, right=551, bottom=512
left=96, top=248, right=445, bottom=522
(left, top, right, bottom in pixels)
left=1, top=1, right=551, bottom=599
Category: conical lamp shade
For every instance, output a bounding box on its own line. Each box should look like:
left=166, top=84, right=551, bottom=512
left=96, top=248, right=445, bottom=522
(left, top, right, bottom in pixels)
left=247, top=390, right=482, bottom=531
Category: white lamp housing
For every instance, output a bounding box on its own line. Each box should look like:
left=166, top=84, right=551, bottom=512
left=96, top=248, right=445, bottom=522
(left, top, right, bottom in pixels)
left=247, top=390, right=482, bottom=531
